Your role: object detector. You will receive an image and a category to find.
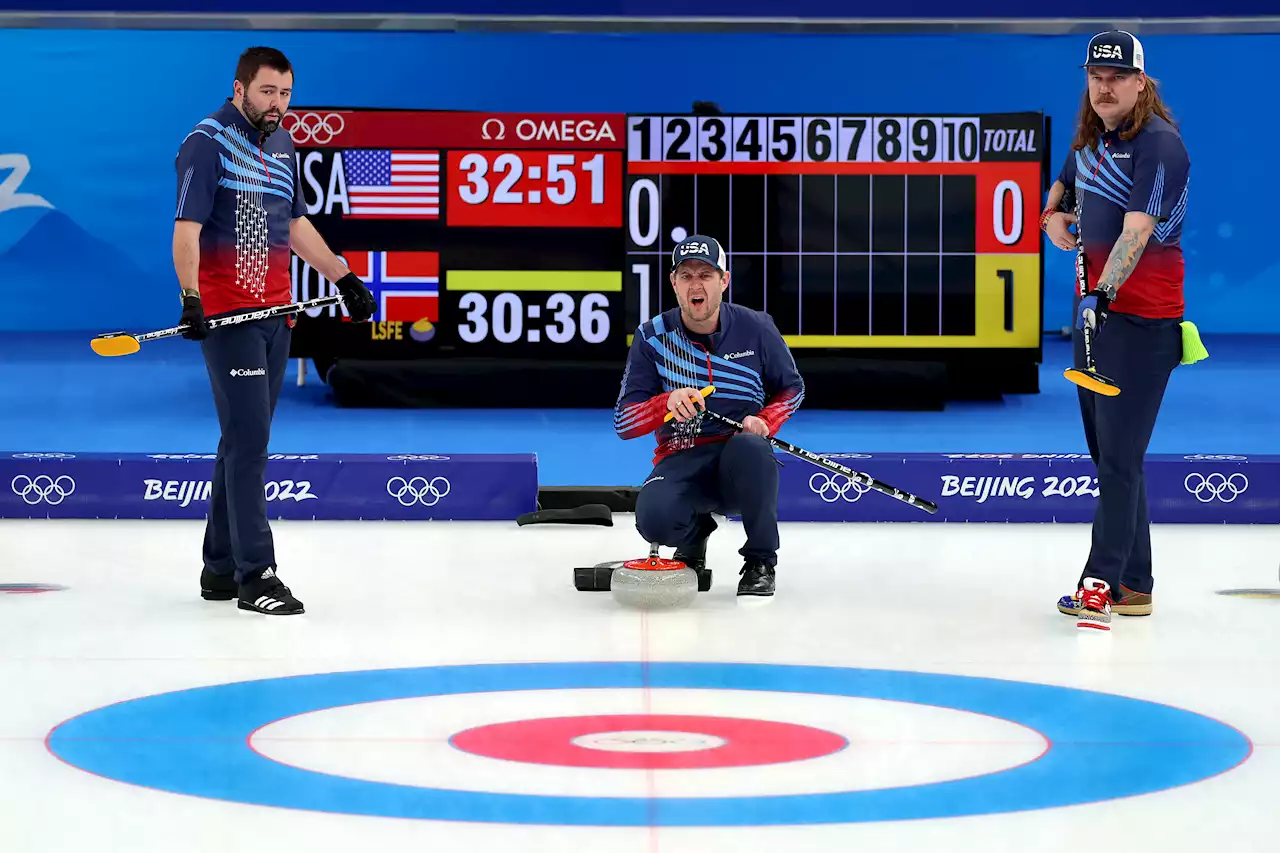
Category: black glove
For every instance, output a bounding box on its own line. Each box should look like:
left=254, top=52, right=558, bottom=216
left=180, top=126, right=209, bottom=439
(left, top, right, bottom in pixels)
left=335, top=271, right=376, bottom=323
left=1075, top=288, right=1111, bottom=334
left=180, top=293, right=209, bottom=341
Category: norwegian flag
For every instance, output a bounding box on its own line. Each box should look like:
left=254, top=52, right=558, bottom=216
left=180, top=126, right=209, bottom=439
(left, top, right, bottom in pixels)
left=343, top=251, right=439, bottom=323
left=341, top=150, right=440, bottom=219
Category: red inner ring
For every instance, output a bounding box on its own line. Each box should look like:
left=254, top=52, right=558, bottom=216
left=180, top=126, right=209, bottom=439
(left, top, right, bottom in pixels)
left=449, top=714, right=849, bottom=769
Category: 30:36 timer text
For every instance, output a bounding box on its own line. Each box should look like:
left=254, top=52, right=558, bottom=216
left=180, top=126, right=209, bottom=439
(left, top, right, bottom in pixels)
left=455, top=291, right=611, bottom=344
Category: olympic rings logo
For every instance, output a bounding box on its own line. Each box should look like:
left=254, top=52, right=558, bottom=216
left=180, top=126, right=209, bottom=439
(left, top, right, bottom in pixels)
left=1184, top=472, right=1249, bottom=503
left=809, top=472, right=871, bottom=503
left=11, top=452, right=75, bottom=459
left=386, top=455, right=451, bottom=461
left=11, top=474, right=76, bottom=506
left=283, top=112, right=345, bottom=145
left=387, top=476, right=451, bottom=507
left=1183, top=454, right=1248, bottom=461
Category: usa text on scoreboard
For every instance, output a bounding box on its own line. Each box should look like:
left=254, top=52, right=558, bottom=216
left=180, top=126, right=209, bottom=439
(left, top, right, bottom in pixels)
left=285, top=109, right=1046, bottom=363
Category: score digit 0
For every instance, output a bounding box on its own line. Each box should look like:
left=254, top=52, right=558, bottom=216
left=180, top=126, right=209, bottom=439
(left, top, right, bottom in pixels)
left=978, top=166, right=1040, bottom=254
left=992, top=179, right=1024, bottom=246
left=627, top=177, right=660, bottom=249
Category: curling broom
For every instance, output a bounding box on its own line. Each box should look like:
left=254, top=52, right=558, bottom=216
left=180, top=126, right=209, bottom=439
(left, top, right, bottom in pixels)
left=1062, top=194, right=1120, bottom=396
left=90, top=295, right=345, bottom=357
left=665, top=386, right=939, bottom=514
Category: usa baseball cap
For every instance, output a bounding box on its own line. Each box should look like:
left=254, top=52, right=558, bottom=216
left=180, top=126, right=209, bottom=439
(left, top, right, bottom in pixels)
left=1083, top=30, right=1146, bottom=73
left=670, top=235, right=727, bottom=272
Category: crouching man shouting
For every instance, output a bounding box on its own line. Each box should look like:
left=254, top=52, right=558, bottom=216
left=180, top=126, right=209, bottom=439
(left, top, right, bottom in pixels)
left=613, top=235, right=805, bottom=597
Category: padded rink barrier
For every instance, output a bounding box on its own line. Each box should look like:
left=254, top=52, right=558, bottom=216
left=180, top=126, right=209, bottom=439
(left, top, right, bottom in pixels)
left=0, top=453, right=537, bottom=521
left=777, top=453, right=1280, bottom=524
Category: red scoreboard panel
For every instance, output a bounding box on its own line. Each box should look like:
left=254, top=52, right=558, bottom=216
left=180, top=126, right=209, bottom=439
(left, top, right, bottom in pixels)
left=285, top=109, right=1046, bottom=373
left=286, top=109, right=627, bottom=362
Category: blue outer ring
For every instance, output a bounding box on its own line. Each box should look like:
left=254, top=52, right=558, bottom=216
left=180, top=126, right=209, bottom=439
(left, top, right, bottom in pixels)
left=46, top=662, right=1250, bottom=826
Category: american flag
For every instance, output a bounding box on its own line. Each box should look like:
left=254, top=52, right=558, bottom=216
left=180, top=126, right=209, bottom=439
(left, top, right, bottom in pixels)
left=341, top=150, right=440, bottom=219
left=344, top=251, right=439, bottom=323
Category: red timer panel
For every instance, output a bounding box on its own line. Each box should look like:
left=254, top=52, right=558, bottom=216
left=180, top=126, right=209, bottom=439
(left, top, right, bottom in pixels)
left=446, top=150, right=623, bottom=228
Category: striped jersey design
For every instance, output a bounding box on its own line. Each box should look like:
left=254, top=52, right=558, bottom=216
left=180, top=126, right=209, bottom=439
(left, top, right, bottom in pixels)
left=614, top=304, right=805, bottom=462
left=1058, top=114, right=1191, bottom=319
left=174, top=102, right=305, bottom=316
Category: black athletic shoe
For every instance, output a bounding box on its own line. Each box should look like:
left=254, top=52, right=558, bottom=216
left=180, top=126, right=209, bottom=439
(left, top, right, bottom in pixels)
left=237, top=567, right=305, bottom=615
left=200, top=567, right=238, bottom=601
left=674, top=516, right=714, bottom=591
left=737, top=560, right=775, bottom=596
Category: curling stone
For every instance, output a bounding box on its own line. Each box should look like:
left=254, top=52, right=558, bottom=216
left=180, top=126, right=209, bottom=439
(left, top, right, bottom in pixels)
left=610, top=554, right=698, bottom=610
left=575, top=559, right=711, bottom=593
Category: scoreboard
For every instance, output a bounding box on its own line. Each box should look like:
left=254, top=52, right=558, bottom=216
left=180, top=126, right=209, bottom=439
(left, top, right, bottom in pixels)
left=624, top=113, right=1045, bottom=350
left=285, top=108, right=1048, bottom=399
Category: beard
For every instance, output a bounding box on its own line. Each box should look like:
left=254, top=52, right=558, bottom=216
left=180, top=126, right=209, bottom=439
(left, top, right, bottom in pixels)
left=244, top=100, right=282, bottom=134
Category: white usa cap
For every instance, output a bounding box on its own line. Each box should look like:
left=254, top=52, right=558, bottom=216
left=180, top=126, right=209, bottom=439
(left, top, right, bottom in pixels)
left=670, top=235, right=727, bottom=273
left=1083, top=30, right=1146, bottom=73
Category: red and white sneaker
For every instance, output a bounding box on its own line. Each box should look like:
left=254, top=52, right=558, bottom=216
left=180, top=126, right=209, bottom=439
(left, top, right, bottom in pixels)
left=1075, top=578, right=1112, bottom=632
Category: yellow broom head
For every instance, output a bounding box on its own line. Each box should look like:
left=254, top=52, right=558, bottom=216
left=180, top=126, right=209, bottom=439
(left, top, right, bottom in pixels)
left=90, top=334, right=141, bottom=357
left=1063, top=367, right=1121, bottom=396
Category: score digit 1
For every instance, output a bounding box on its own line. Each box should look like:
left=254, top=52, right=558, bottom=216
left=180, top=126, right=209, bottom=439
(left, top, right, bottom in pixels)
left=447, top=151, right=621, bottom=227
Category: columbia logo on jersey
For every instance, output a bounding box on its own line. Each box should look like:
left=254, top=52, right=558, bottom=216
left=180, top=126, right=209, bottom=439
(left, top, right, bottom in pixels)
left=724, top=350, right=756, bottom=360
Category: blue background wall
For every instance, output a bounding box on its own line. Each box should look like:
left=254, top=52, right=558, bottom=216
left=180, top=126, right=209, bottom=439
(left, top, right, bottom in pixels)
left=1, top=27, right=1276, bottom=335
left=6, top=0, right=1277, bottom=14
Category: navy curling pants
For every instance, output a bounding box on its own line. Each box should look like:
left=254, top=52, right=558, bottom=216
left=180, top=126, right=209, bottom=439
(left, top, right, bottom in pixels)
left=199, top=316, right=291, bottom=584
left=635, top=434, right=781, bottom=567
left=1073, top=310, right=1182, bottom=597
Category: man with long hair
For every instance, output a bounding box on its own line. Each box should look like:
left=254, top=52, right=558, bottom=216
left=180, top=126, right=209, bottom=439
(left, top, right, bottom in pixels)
left=1040, top=31, right=1191, bottom=631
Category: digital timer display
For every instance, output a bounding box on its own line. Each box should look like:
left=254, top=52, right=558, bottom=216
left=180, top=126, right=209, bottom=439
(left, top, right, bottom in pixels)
left=286, top=109, right=626, bottom=362
left=448, top=150, right=622, bottom=228
left=445, top=270, right=618, bottom=346
left=286, top=108, right=1047, bottom=377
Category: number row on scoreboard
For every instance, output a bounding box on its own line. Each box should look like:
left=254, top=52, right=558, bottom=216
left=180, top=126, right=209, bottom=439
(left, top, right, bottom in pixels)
left=628, top=116, right=983, bottom=164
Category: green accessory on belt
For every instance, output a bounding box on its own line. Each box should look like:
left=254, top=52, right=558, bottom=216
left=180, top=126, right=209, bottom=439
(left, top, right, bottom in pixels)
left=1179, top=320, right=1209, bottom=365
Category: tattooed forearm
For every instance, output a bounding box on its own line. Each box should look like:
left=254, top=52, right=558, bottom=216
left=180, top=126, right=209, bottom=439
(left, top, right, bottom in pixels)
left=1095, top=227, right=1148, bottom=298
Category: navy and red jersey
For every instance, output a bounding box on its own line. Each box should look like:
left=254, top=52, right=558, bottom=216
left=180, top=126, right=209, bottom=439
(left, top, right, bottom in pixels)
left=614, top=303, right=805, bottom=463
left=1057, top=114, right=1190, bottom=319
left=174, top=100, right=304, bottom=317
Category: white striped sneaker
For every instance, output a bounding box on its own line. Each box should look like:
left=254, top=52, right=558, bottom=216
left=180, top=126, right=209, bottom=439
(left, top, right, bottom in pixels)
left=237, top=567, right=304, bottom=616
